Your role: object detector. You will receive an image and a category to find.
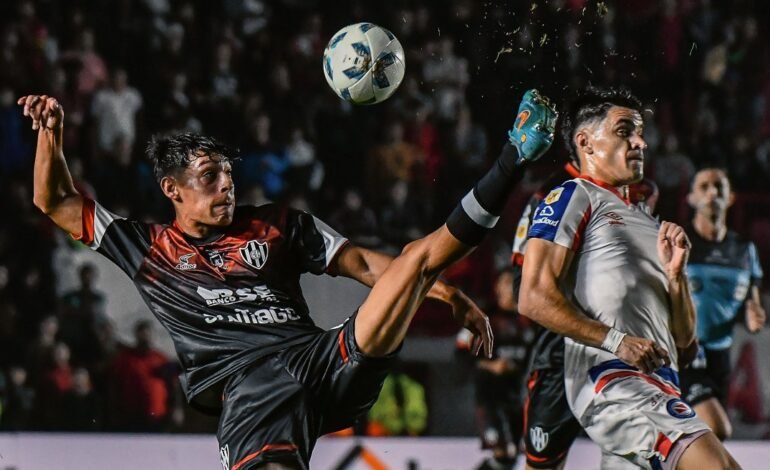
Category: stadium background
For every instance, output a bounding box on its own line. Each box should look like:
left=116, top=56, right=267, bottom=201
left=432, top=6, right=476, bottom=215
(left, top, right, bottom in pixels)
left=1, top=0, right=770, bottom=465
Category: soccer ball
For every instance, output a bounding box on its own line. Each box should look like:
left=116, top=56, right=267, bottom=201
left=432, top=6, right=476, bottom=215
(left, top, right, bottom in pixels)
left=322, top=23, right=406, bottom=105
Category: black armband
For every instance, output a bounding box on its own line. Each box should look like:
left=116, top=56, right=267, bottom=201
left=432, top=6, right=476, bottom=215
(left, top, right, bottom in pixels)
left=446, top=143, right=525, bottom=246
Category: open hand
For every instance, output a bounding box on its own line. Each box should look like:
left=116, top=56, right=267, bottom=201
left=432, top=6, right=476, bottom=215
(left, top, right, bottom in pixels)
left=17, top=95, right=63, bottom=131
left=657, top=221, right=690, bottom=279
left=746, top=298, right=766, bottom=333
left=451, top=291, right=494, bottom=358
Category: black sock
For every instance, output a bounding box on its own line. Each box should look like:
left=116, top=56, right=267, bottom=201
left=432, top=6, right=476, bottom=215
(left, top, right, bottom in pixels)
left=446, top=143, right=525, bottom=246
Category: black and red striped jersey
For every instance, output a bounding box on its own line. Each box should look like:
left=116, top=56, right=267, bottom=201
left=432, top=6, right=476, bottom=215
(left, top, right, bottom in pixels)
left=73, top=198, right=348, bottom=410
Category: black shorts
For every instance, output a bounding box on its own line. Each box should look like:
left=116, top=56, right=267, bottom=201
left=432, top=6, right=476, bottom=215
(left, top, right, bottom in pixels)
left=216, top=312, right=395, bottom=469
left=681, top=346, right=731, bottom=407
left=523, top=368, right=582, bottom=469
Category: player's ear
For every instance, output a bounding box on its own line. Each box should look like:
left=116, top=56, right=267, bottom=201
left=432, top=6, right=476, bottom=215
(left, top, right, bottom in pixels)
left=160, top=176, right=182, bottom=202
left=727, top=191, right=735, bottom=208
left=575, top=129, right=592, bottom=156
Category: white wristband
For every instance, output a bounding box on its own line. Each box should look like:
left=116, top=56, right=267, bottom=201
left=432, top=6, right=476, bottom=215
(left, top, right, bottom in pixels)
left=601, top=328, right=626, bottom=354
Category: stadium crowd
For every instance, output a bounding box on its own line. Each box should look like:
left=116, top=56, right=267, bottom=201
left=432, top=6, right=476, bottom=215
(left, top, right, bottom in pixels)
left=0, top=0, right=769, bottom=433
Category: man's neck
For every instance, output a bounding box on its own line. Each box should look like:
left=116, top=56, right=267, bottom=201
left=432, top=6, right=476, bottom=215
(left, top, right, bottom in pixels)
left=175, top=215, right=215, bottom=239
left=692, top=212, right=727, bottom=241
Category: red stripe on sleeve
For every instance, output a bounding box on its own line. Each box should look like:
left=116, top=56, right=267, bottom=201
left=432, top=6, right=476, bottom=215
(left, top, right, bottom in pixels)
left=71, top=198, right=96, bottom=245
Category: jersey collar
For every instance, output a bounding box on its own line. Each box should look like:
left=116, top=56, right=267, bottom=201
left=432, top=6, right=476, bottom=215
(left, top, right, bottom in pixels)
left=172, top=220, right=226, bottom=245
left=565, top=162, right=580, bottom=177
left=578, top=174, right=630, bottom=205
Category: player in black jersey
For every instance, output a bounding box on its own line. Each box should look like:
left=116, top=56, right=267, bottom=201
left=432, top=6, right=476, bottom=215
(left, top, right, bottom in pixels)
left=20, top=90, right=556, bottom=469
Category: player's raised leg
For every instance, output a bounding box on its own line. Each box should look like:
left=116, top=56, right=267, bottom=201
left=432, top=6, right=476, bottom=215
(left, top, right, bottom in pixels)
left=355, top=90, right=557, bottom=358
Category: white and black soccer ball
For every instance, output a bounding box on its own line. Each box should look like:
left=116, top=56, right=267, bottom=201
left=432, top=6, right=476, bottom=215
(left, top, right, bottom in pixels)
left=322, top=23, right=405, bottom=105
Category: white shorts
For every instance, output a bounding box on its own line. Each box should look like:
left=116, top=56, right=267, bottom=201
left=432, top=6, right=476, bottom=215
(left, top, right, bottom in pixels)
left=579, top=373, right=711, bottom=469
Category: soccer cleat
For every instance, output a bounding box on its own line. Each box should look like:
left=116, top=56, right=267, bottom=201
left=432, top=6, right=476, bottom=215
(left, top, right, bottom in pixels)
left=507, top=89, right=558, bottom=164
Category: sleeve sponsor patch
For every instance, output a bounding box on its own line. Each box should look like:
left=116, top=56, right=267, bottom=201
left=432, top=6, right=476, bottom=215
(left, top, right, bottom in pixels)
left=528, top=182, right=578, bottom=242
left=528, top=181, right=592, bottom=250
left=544, top=186, right=564, bottom=205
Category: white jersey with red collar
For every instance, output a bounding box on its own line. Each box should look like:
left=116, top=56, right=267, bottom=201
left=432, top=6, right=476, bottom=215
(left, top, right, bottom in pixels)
left=528, top=176, right=679, bottom=418
left=527, top=176, right=709, bottom=468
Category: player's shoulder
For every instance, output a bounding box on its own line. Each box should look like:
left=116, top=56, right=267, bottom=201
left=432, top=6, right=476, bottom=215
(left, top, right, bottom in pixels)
left=540, top=178, right=590, bottom=206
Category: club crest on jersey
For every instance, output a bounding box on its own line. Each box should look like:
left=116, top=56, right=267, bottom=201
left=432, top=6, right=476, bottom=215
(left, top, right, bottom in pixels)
left=666, top=399, right=695, bottom=419
left=208, top=251, right=225, bottom=268
left=175, top=253, right=197, bottom=270
left=240, top=240, right=269, bottom=270
left=544, top=187, right=564, bottom=205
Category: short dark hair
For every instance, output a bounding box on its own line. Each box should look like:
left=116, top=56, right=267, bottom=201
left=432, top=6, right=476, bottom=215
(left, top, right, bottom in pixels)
left=560, top=86, right=643, bottom=162
left=146, top=133, right=238, bottom=182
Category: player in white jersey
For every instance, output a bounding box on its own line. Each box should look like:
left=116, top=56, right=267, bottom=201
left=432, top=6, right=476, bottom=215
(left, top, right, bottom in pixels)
left=518, top=87, right=740, bottom=469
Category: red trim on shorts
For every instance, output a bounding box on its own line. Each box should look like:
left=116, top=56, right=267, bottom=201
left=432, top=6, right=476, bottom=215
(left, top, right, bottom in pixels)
left=338, top=329, right=349, bottom=364
left=71, top=198, right=96, bottom=244
left=511, top=252, right=524, bottom=266
left=594, top=371, right=681, bottom=397
left=526, top=449, right=568, bottom=465
left=522, top=370, right=537, bottom=459
left=654, top=432, right=674, bottom=460
left=571, top=205, right=592, bottom=251
left=231, top=443, right=298, bottom=470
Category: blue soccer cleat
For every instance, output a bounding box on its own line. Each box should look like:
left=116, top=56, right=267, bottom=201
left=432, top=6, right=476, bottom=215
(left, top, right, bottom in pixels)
left=507, top=89, right=558, bottom=164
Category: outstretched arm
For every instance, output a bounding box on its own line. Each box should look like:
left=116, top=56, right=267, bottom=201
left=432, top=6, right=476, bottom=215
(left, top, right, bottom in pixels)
left=334, top=244, right=493, bottom=356
left=19, top=95, right=84, bottom=236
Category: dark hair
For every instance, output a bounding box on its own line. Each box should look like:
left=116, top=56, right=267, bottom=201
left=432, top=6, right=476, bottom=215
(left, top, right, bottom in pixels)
left=146, top=132, right=238, bottom=182
left=560, top=86, right=643, bottom=163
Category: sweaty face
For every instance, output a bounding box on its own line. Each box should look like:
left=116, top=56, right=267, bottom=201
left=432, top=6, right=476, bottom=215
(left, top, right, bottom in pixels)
left=688, top=169, right=731, bottom=217
left=580, top=106, right=647, bottom=186
left=173, top=154, right=235, bottom=227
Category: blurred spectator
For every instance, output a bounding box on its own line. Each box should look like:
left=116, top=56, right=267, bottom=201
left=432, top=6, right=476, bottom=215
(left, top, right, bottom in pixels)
left=91, top=67, right=142, bottom=168
left=0, top=365, right=35, bottom=430
left=59, top=29, right=108, bottom=97
left=237, top=113, right=289, bottom=199
left=422, top=37, right=469, bottom=121
left=108, top=320, right=179, bottom=432
left=59, top=367, right=102, bottom=431
left=328, top=189, right=381, bottom=249
left=33, top=342, right=73, bottom=429
left=366, top=122, right=423, bottom=206
left=59, top=263, right=107, bottom=365
left=285, top=126, right=323, bottom=194
left=651, top=134, right=695, bottom=221
left=0, top=85, right=30, bottom=173
left=25, top=315, right=58, bottom=379
left=379, top=180, right=426, bottom=251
